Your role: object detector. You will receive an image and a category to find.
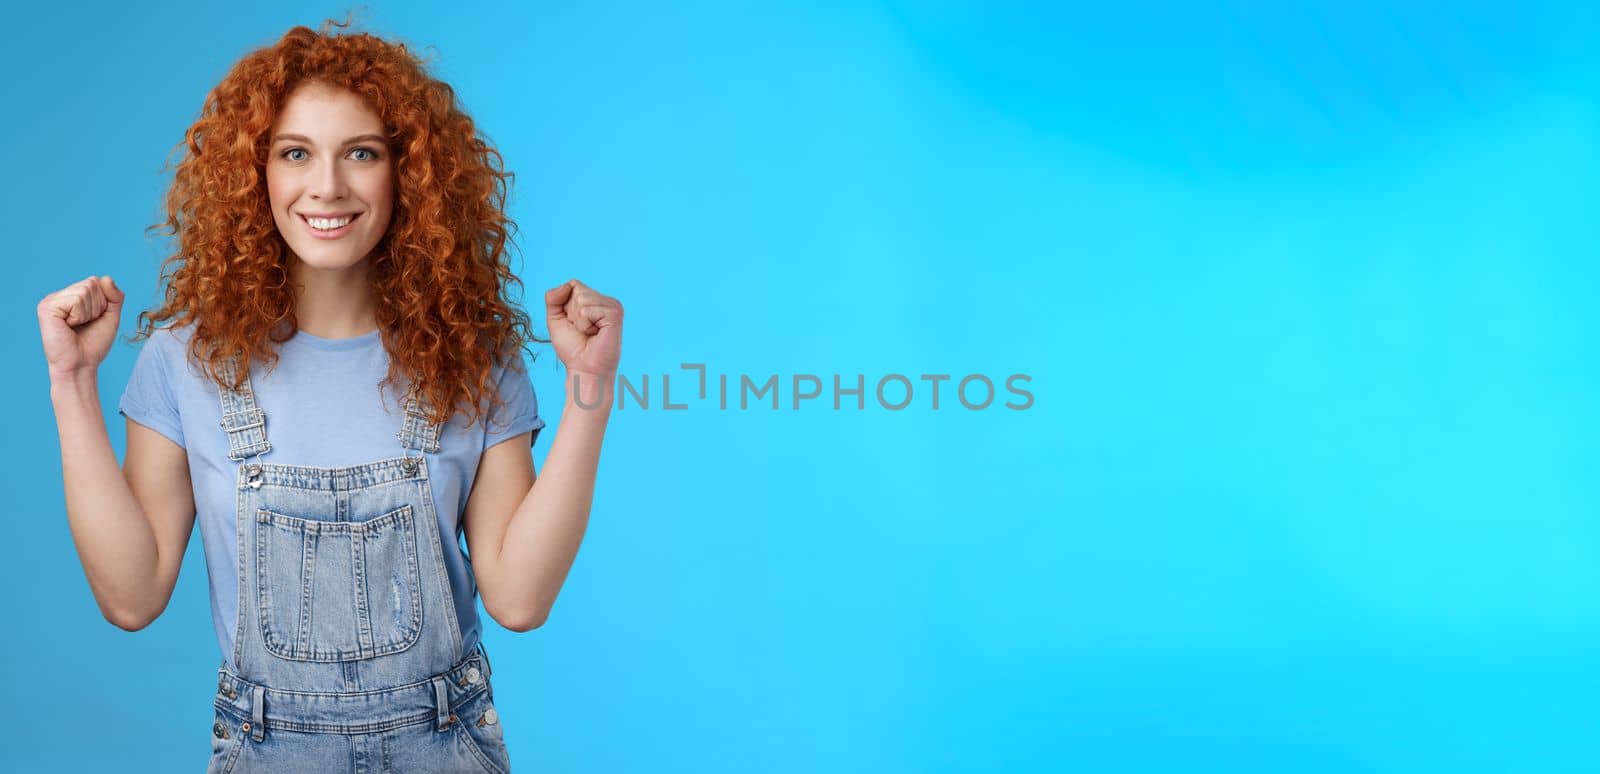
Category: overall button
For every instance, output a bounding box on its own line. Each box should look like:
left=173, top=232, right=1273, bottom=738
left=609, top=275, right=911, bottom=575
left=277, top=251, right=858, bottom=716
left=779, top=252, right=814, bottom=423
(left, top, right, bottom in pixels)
left=245, top=464, right=262, bottom=476
left=480, top=708, right=498, bottom=726
left=402, top=458, right=420, bottom=475
left=465, top=666, right=481, bottom=685
left=213, top=722, right=228, bottom=739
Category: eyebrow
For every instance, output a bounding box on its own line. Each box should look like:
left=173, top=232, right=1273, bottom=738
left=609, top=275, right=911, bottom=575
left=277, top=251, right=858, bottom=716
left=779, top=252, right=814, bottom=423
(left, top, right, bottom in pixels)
left=270, top=133, right=389, bottom=146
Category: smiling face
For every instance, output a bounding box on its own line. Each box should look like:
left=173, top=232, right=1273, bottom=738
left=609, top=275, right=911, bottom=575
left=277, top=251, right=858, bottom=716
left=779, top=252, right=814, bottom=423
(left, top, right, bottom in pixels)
left=265, top=82, right=394, bottom=277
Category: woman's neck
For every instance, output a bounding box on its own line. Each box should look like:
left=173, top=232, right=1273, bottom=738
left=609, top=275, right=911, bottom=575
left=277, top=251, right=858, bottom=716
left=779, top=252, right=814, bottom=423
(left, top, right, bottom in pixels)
left=289, top=256, right=379, bottom=339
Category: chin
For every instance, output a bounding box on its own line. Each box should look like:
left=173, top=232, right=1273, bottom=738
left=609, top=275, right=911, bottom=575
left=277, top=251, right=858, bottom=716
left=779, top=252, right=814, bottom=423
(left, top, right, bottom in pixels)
left=288, top=248, right=374, bottom=272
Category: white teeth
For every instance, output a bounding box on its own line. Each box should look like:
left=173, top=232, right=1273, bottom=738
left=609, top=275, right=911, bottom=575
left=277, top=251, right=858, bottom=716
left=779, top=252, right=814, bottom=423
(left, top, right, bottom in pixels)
left=307, top=215, right=354, bottom=230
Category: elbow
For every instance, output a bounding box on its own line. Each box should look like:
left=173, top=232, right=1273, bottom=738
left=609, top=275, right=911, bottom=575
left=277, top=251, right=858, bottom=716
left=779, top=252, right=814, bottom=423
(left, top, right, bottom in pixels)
left=99, top=594, right=166, bottom=632
left=103, top=605, right=156, bottom=632
left=493, top=605, right=549, bottom=633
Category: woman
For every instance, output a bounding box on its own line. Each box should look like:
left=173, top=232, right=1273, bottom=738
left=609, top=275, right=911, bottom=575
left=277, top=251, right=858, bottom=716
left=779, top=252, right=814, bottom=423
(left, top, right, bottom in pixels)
left=35, top=20, right=620, bottom=773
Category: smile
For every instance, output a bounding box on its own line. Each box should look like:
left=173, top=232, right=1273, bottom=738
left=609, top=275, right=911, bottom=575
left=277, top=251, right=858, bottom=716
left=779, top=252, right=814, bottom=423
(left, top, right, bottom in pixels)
left=299, top=212, right=362, bottom=239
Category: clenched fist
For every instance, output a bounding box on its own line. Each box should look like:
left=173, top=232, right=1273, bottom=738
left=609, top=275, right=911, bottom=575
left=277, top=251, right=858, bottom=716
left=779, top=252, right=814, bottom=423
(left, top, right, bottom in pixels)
left=544, top=279, right=622, bottom=380
left=38, top=275, right=126, bottom=382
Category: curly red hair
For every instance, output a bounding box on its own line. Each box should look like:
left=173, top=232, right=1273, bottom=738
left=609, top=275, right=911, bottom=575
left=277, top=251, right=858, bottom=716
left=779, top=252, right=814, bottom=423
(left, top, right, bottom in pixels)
left=131, top=17, right=543, bottom=430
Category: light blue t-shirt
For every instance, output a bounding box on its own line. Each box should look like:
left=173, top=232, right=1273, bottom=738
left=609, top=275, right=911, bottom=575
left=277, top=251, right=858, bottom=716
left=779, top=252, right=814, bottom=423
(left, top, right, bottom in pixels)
left=117, top=323, right=545, bottom=667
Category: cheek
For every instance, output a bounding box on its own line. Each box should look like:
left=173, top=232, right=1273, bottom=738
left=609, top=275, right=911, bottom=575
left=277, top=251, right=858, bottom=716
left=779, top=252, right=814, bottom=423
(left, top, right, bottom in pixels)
left=265, top=169, right=290, bottom=212
left=366, top=173, right=396, bottom=222
left=371, top=184, right=394, bottom=214
left=376, top=169, right=395, bottom=209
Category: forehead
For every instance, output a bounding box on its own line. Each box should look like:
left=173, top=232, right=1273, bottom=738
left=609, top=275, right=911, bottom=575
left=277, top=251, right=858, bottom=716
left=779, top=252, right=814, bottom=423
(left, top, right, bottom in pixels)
left=271, top=83, right=384, bottom=137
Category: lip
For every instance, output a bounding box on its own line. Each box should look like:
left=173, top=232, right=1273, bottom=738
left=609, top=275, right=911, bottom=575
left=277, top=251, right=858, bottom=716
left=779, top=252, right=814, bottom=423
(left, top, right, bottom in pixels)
left=298, top=212, right=362, bottom=240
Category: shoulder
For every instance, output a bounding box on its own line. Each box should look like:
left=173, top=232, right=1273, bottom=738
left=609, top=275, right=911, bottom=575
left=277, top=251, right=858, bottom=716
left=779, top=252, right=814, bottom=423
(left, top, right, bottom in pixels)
left=485, top=344, right=537, bottom=387
left=480, top=351, right=544, bottom=440
left=489, top=352, right=539, bottom=400
left=492, top=352, right=530, bottom=378
left=140, top=321, right=199, bottom=371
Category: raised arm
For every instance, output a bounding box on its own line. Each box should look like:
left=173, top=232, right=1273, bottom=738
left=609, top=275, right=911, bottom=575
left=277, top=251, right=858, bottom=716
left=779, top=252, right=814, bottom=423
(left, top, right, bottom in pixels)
left=40, top=276, right=197, bottom=631
left=463, top=279, right=620, bottom=631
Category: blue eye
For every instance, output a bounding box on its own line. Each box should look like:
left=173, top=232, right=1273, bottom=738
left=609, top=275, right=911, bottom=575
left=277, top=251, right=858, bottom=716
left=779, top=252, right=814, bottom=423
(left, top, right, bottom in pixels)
left=278, top=146, right=381, bottom=162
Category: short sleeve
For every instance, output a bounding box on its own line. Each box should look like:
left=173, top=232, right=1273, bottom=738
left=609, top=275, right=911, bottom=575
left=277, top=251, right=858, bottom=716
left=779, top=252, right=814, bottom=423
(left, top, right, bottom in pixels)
left=117, top=331, right=186, bottom=449
left=483, top=357, right=545, bottom=450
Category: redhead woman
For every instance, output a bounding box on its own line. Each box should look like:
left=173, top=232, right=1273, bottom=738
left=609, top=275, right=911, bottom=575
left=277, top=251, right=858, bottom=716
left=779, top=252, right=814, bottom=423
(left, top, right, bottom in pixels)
left=36, top=19, right=619, bottom=774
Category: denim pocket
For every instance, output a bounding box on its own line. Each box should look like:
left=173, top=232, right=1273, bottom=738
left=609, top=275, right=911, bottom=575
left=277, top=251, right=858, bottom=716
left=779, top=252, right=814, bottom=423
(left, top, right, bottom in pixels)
left=452, top=687, right=511, bottom=774
left=255, top=503, right=423, bottom=661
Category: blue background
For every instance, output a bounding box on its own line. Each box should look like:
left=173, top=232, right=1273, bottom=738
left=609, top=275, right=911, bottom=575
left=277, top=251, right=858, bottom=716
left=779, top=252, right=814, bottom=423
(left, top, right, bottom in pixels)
left=7, top=1, right=1598, bottom=771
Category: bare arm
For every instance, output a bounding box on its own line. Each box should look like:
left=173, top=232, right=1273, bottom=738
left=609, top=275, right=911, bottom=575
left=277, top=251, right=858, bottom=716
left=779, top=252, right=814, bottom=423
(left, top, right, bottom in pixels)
left=40, top=275, right=197, bottom=631
left=52, top=376, right=195, bottom=630
left=462, top=278, right=622, bottom=632
left=464, top=372, right=612, bottom=631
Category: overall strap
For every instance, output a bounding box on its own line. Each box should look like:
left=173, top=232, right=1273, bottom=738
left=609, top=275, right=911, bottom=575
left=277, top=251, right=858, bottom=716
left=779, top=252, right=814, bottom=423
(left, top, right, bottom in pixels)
left=216, top=354, right=271, bottom=461
left=396, top=383, right=443, bottom=454
left=215, top=354, right=440, bottom=458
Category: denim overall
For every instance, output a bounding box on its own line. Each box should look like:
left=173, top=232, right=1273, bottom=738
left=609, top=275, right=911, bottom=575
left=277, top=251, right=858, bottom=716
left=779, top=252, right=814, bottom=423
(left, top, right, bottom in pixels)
left=205, top=354, right=512, bottom=773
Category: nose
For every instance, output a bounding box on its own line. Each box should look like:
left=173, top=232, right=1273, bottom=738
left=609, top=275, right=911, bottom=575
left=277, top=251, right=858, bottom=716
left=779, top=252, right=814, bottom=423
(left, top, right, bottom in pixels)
left=308, top=155, right=348, bottom=202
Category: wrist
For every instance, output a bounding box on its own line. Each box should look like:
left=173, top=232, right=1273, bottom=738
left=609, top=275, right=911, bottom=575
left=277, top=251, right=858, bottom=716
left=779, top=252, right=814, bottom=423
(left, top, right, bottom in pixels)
left=563, top=370, right=615, bottom=411
left=50, top=370, right=99, bottom=399
left=565, top=368, right=614, bottom=383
